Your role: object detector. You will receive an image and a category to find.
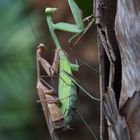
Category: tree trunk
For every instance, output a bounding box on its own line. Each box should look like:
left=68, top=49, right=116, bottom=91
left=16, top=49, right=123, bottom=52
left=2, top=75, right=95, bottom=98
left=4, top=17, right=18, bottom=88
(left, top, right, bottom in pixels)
left=115, top=1, right=140, bottom=139
left=94, top=0, right=140, bottom=139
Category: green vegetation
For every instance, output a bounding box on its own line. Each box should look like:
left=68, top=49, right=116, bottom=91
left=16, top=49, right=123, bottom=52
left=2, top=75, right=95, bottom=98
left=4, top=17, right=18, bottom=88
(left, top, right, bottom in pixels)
left=0, top=0, right=41, bottom=139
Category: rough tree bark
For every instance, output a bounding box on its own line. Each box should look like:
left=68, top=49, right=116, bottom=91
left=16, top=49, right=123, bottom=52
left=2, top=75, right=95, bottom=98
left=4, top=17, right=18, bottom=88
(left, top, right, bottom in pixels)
left=115, top=0, right=140, bottom=139
left=94, top=0, right=140, bottom=139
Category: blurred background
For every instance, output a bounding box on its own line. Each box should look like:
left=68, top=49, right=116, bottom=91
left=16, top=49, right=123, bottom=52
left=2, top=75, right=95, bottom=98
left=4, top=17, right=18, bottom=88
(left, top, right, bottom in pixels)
left=0, top=0, right=99, bottom=139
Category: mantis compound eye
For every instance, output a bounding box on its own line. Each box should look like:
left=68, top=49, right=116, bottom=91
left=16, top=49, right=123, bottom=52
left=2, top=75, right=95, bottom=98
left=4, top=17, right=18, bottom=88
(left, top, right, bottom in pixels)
left=45, top=8, right=58, bottom=15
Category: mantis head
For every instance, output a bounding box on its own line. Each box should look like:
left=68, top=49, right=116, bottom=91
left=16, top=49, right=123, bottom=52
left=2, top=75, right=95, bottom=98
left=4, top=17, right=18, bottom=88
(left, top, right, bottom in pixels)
left=45, top=8, right=58, bottom=16
left=37, top=43, right=47, bottom=52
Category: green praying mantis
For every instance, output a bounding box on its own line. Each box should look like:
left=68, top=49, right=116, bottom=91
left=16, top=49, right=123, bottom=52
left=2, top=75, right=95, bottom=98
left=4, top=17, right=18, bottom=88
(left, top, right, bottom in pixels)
left=36, top=0, right=99, bottom=139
